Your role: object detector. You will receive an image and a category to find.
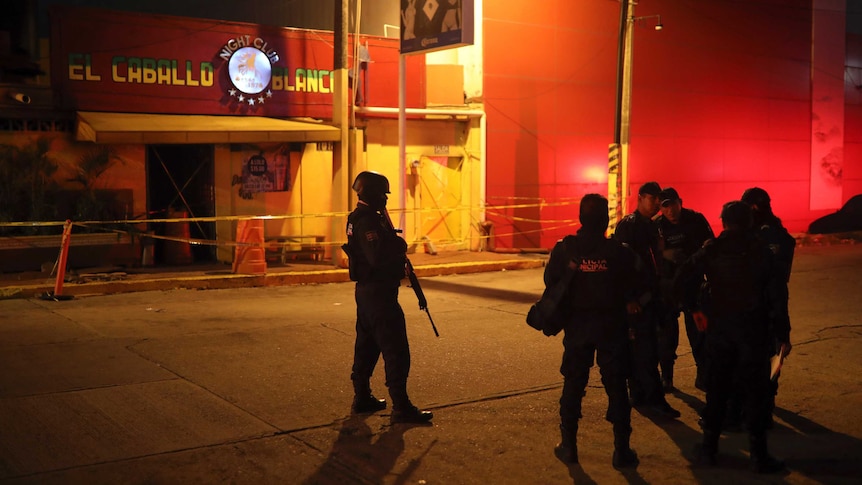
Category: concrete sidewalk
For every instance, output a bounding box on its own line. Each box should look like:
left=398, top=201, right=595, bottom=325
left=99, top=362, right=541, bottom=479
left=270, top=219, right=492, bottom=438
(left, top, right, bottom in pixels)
left=1, top=241, right=861, bottom=484
left=0, top=250, right=548, bottom=300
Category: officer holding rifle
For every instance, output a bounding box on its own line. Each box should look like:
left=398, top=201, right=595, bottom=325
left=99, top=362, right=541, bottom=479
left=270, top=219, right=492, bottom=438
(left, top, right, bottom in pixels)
left=343, top=171, right=433, bottom=424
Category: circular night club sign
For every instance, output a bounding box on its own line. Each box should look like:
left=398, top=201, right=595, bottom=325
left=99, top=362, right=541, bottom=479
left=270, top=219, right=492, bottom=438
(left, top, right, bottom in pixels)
left=227, top=46, right=273, bottom=106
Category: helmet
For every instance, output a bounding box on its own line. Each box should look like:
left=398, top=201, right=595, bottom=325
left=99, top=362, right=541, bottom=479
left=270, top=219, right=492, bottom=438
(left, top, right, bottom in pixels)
left=352, top=171, right=390, bottom=198
left=720, top=200, right=752, bottom=229
left=741, top=187, right=771, bottom=208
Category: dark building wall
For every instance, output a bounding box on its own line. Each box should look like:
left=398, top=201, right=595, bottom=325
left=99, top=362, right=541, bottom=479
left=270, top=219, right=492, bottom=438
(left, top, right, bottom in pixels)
left=35, top=0, right=398, bottom=37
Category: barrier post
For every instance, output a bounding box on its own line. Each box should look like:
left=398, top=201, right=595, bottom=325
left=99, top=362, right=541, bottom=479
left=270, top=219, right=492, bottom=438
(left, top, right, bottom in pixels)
left=233, top=218, right=267, bottom=274
left=53, top=220, right=73, bottom=297
left=164, top=208, right=193, bottom=265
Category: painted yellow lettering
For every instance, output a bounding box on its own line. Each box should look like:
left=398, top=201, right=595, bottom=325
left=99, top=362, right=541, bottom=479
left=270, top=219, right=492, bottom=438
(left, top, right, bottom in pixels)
left=143, top=58, right=157, bottom=84
left=307, top=70, right=319, bottom=93
left=111, top=56, right=126, bottom=82
left=127, top=58, right=142, bottom=83
left=169, top=60, right=182, bottom=85
left=68, top=53, right=84, bottom=80
left=185, top=61, right=199, bottom=86
left=319, top=70, right=331, bottom=94
left=157, top=59, right=171, bottom=85
left=271, top=66, right=283, bottom=90
left=84, top=54, right=101, bottom=81
left=295, top=68, right=306, bottom=92
left=200, top=62, right=214, bottom=87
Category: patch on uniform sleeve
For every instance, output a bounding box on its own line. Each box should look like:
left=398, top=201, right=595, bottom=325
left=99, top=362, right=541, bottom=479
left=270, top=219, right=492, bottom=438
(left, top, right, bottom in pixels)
left=365, top=230, right=379, bottom=241
left=346, top=222, right=353, bottom=236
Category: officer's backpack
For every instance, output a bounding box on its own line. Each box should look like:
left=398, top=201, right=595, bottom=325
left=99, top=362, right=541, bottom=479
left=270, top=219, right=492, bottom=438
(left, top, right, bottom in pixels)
left=526, top=236, right=578, bottom=336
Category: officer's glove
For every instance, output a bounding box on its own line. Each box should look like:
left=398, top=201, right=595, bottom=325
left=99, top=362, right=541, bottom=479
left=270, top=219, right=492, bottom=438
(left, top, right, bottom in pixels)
left=692, top=310, right=708, bottom=332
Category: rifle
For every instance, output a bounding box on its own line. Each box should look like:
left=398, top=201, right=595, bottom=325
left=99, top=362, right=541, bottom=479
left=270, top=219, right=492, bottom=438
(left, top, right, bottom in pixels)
left=383, top=208, right=440, bottom=337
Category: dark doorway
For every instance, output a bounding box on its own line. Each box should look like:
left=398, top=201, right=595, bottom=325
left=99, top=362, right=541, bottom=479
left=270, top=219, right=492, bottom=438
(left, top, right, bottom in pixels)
left=146, top=145, right=216, bottom=264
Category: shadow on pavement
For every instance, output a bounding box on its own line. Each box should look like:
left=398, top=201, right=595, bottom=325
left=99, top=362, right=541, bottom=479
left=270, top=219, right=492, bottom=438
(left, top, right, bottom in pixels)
left=302, top=414, right=437, bottom=485
left=418, top=278, right=539, bottom=304
left=643, top=388, right=862, bottom=482
left=561, top=462, right=599, bottom=484
left=772, top=406, right=862, bottom=481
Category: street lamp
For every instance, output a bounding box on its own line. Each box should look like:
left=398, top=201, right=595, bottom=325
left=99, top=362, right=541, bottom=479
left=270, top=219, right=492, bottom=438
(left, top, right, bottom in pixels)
left=608, top=1, right=662, bottom=232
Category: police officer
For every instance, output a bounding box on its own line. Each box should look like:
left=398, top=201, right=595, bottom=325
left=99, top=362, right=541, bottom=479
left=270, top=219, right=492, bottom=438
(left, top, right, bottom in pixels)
left=741, top=187, right=794, bottom=282
left=549, top=194, right=640, bottom=468
left=613, top=182, right=680, bottom=419
left=656, top=188, right=715, bottom=392
left=741, top=187, right=795, bottom=425
left=344, top=171, right=432, bottom=424
left=674, top=201, right=790, bottom=473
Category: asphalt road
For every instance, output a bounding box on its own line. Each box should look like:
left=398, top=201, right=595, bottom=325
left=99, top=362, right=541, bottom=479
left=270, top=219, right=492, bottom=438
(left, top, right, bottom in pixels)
left=1, top=243, right=861, bottom=484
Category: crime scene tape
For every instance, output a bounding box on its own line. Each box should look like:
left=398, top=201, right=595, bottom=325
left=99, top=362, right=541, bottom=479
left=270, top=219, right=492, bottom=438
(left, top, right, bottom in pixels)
left=0, top=196, right=583, bottom=252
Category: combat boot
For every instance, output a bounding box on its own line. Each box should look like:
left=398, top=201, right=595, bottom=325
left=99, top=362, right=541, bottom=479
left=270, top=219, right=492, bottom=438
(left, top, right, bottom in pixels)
left=553, top=424, right=578, bottom=463
left=390, top=405, right=433, bottom=424
left=749, top=434, right=785, bottom=474
left=765, top=393, right=776, bottom=429
left=645, top=398, right=681, bottom=419
left=351, top=380, right=386, bottom=414
left=694, top=367, right=707, bottom=392
left=661, top=365, right=675, bottom=394
left=351, top=394, right=386, bottom=414
left=692, top=430, right=719, bottom=466
left=389, top=386, right=433, bottom=424
left=612, top=425, right=639, bottom=469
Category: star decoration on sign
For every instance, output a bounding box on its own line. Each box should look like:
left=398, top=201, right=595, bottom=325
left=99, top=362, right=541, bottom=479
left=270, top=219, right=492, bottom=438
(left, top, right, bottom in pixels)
left=226, top=87, right=270, bottom=107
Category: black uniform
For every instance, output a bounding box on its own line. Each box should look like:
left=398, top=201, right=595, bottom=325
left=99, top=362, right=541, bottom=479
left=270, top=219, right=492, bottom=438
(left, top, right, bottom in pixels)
left=613, top=211, right=666, bottom=407
left=674, top=228, right=790, bottom=464
left=752, top=214, right=795, bottom=416
left=657, top=208, right=714, bottom=382
left=345, top=202, right=411, bottom=399
left=754, top=214, right=795, bottom=283
left=545, top=230, right=639, bottom=444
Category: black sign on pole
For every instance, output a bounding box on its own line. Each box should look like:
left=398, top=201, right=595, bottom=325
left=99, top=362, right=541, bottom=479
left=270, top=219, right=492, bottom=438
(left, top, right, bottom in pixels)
left=399, top=0, right=474, bottom=55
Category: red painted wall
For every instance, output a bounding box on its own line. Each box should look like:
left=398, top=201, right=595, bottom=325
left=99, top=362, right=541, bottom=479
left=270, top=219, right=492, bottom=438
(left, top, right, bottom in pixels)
left=484, top=0, right=858, bottom=249
left=484, top=0, right=619, bottom=249
left=49, top=6, right=425, bottom=118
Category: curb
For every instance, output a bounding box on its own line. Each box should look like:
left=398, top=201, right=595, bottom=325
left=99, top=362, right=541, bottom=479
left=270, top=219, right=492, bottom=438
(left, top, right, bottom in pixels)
left=0, top=259, right=546, bottom=300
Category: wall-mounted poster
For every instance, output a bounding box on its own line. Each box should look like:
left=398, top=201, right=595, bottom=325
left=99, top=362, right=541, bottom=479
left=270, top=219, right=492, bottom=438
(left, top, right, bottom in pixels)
left=241, top=147, right=290, bottom=195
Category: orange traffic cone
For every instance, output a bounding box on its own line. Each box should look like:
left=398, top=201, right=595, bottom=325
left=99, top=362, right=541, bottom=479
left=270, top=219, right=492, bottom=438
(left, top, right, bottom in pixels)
left=233, top=218, right=267, bottom=274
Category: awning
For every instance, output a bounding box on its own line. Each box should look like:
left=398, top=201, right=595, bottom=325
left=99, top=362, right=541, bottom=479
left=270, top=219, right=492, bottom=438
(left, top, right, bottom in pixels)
left=76, top=111, right=342, bottom=144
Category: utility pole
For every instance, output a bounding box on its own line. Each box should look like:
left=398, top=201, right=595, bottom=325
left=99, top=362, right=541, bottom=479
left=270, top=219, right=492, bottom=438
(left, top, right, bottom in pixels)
left=609, top=0, right=634, bottom=233
left=332, top=0, right=350, bottom=264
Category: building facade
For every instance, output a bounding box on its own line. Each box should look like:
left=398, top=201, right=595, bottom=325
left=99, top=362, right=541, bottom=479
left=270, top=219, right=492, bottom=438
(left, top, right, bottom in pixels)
left=0, top=4, right=484, bottom=271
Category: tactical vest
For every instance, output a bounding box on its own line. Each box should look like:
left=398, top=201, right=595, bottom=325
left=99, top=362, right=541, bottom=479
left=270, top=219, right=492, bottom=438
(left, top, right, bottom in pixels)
left=344, top=208, right=406, bottom=283
left=702, top=234, right=766, bottom=316
left=758, top=217, right=795, bottom=282
left=568, top=237, right=621, bottom=312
